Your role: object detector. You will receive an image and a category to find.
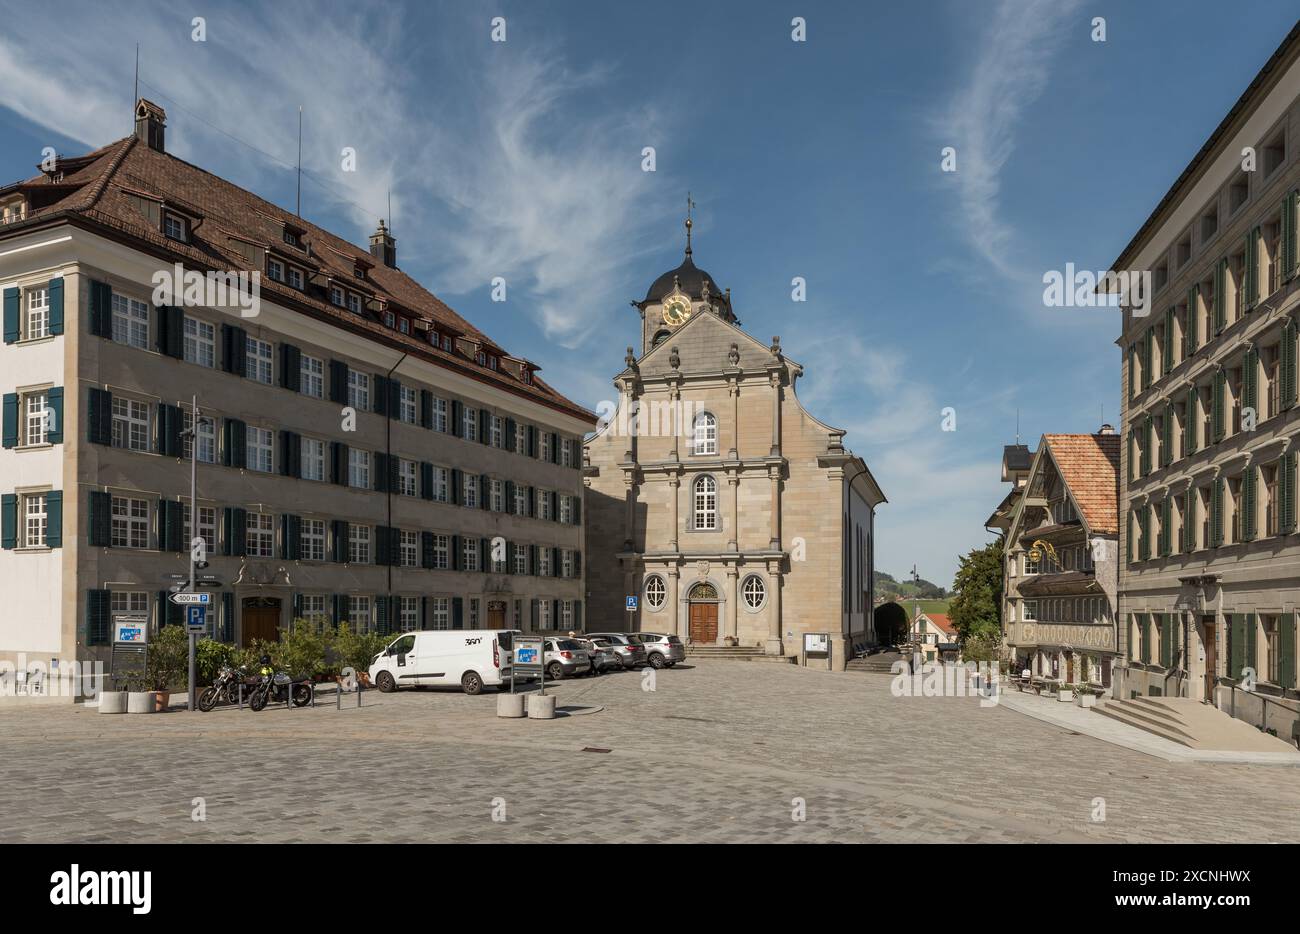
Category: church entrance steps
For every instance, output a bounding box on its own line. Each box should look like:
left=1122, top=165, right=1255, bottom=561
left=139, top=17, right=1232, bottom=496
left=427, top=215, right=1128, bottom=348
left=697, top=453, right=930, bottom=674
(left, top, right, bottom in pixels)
left=684, top=646, right=795, bottom=664
left=1093, top=696, right=1297, bottom=752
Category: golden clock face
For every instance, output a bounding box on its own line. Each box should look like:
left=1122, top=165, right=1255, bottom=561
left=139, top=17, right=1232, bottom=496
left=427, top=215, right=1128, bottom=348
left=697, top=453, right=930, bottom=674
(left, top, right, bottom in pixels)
left=663, top=298, right=691, bottom=327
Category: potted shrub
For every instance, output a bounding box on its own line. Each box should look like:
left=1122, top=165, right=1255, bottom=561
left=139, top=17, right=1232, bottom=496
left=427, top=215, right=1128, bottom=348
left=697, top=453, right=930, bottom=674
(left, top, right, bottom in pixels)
left=144, top=625, right=189, bottom=712
left=1057, top=681, right=1075, bottom=702
left=1075, top=685, right=1100, bottom=708
left=125, top=674, right=154, bottom=714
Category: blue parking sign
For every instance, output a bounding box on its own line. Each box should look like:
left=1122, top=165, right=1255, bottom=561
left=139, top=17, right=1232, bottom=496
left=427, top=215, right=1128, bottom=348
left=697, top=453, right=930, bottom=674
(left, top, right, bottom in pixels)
left=626, top=595, right=638, bottom=611
left=186, top=605, right=207, bottom=631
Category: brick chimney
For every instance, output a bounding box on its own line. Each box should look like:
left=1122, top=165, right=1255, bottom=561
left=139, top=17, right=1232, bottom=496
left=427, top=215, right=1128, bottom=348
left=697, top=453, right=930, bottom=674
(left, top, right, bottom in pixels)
left=369, top=219, right=396, bottom=268
left=134, top=99, right=166, bottom=153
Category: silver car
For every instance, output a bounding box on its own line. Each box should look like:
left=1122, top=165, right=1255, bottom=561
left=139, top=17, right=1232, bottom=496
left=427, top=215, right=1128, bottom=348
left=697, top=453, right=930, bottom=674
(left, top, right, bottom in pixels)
left=543, top=637, right=591, bottom=680
left=635, top=632, right=685, bottom=668
left=586, top=632, right=648, bottom=670
left=575, top=637, right=622, bottom=674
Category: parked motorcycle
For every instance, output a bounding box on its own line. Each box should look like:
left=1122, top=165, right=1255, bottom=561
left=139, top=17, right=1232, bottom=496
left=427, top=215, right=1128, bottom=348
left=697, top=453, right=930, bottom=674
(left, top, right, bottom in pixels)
left=197, top=664, right=253, bottom=712
left=247, top=656, right=313, bottom=711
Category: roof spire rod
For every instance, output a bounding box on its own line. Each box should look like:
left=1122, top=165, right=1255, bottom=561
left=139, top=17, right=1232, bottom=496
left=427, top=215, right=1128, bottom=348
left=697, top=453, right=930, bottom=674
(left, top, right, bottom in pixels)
left=684, top=191, right=694, bottom=257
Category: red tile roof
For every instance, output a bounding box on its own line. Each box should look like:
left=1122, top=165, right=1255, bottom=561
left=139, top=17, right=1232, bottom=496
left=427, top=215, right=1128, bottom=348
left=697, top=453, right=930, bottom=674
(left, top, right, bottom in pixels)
left=922, top=612, right=956, bottom=636
left=1, top=127, right=594, bottom=424
left=1042, top=433, right=1121, bottom=535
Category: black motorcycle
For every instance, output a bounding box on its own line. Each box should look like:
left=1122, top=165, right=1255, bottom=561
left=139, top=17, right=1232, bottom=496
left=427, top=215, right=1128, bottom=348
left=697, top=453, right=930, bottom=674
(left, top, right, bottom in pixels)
left=247, top=662, right=313, bottom=712
left=197, top=664, right=253, bottom=711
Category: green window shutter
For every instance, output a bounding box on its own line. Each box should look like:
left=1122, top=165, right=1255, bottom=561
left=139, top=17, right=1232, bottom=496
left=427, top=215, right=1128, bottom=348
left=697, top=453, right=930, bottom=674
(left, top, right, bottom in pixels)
left=1243, top=347, right=1258, bottom=416
left=2, top=286, right=18, bottom=343
left=1280, top=613, right=1297, bottom=689
left=44, top=490, right=62, bottom=548
left=1212, top=370, right=1225, bottom=442
left=1285, top=451, right=1298, bottom=534
left=1140, top=614, right=1151, bottom=664
left=420, top=389, right=434, bottom=429
left=48, top=278, right=64, bottom=335
left=87, top=388, right=112, bottom=445
left=1214, top=258, right=1227, bottom=333
left=221, top=324, right=247, bottom=375
left=1, top=392, right=17, bottom=448
left=1159, top=614, right=1172, bottom=668
left=1283, top=319, right=1298, bottom=411
left=1162, top=402, right=1173, bottom=467
left=1212, top=476, right=1224, bottom=546
left=1245, top=228, right=1259, bottom=310
left=1160, top=496, right=1171, bottom=556
left=279, top=343, right=301, bottom=392
left=86, top=590, right=111, bottom=646
left=1185, top=285, right=1199, bottom=354
left=1183, top=488, right=1195, bottom=552
left=0, top=494, right=16, bottom=549
left=329, top=360, right=348, bottom=404
left=1243, top=466, right=1257, bottom=542
left=1184, top=387, right=1196, bottom=455
left=89, top=281, right=113, bottom=337
left=332, top=520, right=348, bottom=563
left=1128, top=344, right=1136, bottom=400
left=1246, top=613, right=1257, bottom=680
left=1142, top=329, right=1153, bottom=390
left=46, top=386, right=63, bottom=444
left=88, top=490, right=111, bottom=547
left=1140, top=415, right=1152, bottom=475
left=223, top=419, right=246, bottom=468
left=1163, top=307, right=1174, bottom=374
left=1139, top=506, right=1150, bottom=561
left=452, top=597, right=464, bottom=630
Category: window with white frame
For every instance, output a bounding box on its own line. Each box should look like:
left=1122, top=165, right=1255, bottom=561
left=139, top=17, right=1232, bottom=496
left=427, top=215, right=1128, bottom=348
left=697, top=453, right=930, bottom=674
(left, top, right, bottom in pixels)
left=430, top=465, right=449, bottom=502
left=742, top=575, right=766, bottom=610
left=300, top=354, right=324, bottom=398
left=490, top=415, right=504, bottom=447
left=462, top=406, right=477, bottom=441
left=111, top=591, right=149, bottom=620
left=348, top=449, right=371, bottom=489
left=301, top=518, right=326, bottom=561
left=462, top=537, right=480, bottom=571
left=538, top=599, right=552, bottom=629
left=470, top=598, right=480, bottom=628
left=111, top=496, right=149, bottom=548
left=538, top=547, right=551, bottom=576
left=490, top=478, right=504, bottom=511
left=246, top=426, right=274, bottom=473
left=20, top=492, right=47, bottom=547
left=644, top=575, right=666, bottom=610
left=399, top=596, right=419, bottom=632
left=267, top=258, right=284, bottom=282
left=111, top=397, right=151, bottom=452
left=301, top=437, right=325, bottom=481
left=111, top=293, right=149, bottom=348
left=430, top=533, right=450, bottom=570
left=1022, top=600, right=1038, bottom=621
left=1023, top=551, right=1040, bottom=575
left=514, top=484, right=528, bottom=516
left=347, top=369, right=370, bottom=410
left=287, top=267, right=304, bottom=290
left=693, top=475, right=718, bottom=530
left=245, top=336, right=273, bottom=384
left=560, top=438, right=573, bottom=467
left=559, top=494, right=573, bottom=524
left=398, top=459, right=418, bottom=496
left=348, top=595, right=371, bottom=632
left=462, top=473, right=478, bottom=508
left=183, top=504, right=217, bottom=555
left=329, top=285, right=344, bottom=307
left=183, top=317, right=215, bottom=367
left=246, top=512, right=274, bottom=557
left=397, top=385, right=417, bottom=424
left=348, top=525, right=372, bottom=564
left=399, top=530, right=419, bottom=567
left=163, top=213, right=187, bottom=241
left=561, top=549, right=573, bottom=578
left=429, top=597, right=450, bottom=630
left=431, top=395, right=448, bottom=432
left=539, top=432, right=551, bottom=462
left=23, top=287, right=48, bottom=340
left=514, top=422, right=527, bottom=453
left=512, top=545, right=528, bottom=575
left=22, top=390, right=48, bottom=446
left=347, top=293, right=362, bottom=315
left=182, top=411, right=217, bottom=463
left=300, top=594, right=328, bottom=632
left=693, top=412, right=718, bottom=455
left=538, top=489, right=551, bottom=521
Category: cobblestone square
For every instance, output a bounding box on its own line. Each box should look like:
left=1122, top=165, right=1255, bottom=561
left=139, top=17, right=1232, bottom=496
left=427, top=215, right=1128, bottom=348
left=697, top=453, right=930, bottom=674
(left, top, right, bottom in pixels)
left=2, top=662, right=1298, bottom=843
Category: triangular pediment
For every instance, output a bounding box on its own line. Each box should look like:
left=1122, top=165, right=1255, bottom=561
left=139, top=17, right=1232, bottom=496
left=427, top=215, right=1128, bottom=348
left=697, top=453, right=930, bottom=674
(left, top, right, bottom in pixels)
left=637, top=311, right=782, bottom=379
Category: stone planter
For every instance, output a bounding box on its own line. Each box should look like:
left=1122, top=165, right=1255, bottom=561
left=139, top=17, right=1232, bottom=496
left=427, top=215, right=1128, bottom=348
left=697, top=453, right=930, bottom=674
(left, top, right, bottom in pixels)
left=97, top=691, right=127, bottom=714
left=527, top=694, right=556, bottom=719
left=497, top=693, right=526, bottom=718
left=1075, top=692, right=1097, bottom=709
left=1056, top=688, right=1074, bottom=702
left=127, top=691, right=154, bottom=714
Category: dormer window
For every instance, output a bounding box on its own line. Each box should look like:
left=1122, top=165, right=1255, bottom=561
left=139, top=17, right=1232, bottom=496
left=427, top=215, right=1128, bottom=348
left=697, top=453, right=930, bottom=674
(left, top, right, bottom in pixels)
left=398, top=317, right=410, bottom=335
left=521, top=368, right=533, bottom=385
left=384, top=311, right=396, bottom=329
left=475, top=350, right=486, bottom=366
left=347, top=293, right=362, bottom=314
left=1, top=198, right=27, bottom=224
left=287, top=267, right=304, bottom=290
left=163, top=213, right=187, bottom=242
left=353, top=265, right=365, bottom=279
left=329, top=285, right=344, bottom=306
left=442, top=334, right=452, bottom=352
left=267, top=258, right=284, bottom=282
left=283, top=228, right=302, bottom=248
left=487, top=356, right=498, bottom=371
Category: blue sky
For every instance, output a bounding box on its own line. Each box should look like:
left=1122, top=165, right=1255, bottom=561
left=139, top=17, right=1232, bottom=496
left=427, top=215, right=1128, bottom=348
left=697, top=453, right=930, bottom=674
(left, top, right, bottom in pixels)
left=1, top=0, right=1297, bottom=586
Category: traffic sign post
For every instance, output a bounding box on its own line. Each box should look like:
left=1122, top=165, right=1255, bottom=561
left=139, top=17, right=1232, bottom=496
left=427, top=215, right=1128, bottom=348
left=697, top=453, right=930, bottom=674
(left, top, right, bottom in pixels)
left=170, top=591, right=211, bottom=606
left=185, top=605, right=207, bottom=632
left=626, top=595, right=638, bottom=612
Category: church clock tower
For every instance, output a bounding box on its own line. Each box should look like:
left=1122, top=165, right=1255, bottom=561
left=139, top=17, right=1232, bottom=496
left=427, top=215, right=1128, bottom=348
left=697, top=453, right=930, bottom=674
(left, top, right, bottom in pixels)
left=632, top=211, right=737, bottom=355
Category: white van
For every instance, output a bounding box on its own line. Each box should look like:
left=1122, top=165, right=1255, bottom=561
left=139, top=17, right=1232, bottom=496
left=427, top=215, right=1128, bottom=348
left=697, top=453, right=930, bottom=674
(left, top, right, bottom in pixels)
left=369, top=629, right=518, bottom=695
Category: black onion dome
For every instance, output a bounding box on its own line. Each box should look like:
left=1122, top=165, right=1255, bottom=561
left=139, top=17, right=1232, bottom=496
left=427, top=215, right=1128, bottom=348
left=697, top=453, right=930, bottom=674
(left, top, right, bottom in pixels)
left=644, top=254, right=720, bottom=303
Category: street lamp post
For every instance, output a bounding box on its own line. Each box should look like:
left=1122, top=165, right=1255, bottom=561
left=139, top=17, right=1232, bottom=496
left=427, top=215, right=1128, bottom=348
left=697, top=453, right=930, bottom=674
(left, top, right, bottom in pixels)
left=178, top=395, right=202, bottom=712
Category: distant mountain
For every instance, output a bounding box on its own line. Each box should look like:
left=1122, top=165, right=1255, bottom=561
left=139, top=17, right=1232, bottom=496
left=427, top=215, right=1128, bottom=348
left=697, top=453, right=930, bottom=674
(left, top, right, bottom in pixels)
left=877, top=571, right=948, bottom=599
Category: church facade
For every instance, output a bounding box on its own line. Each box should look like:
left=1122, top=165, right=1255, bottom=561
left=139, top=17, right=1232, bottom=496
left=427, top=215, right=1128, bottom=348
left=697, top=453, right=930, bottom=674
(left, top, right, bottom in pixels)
left=582, top=231, right=885, bottom=666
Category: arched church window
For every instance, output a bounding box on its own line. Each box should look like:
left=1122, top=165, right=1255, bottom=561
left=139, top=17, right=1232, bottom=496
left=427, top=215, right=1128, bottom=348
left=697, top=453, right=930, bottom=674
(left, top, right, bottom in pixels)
left=644, top=575, right=667, bottom=610
left=652, top=330, right=671, bottom=347
left=693, top=475, right=717, bottom=530
left=693, top=411, right=718, bottom=455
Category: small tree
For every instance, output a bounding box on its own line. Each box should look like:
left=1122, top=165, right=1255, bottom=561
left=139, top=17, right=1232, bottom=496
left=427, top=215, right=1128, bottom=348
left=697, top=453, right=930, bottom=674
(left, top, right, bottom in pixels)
left=146, top=625, right=190, bottom=692
left=950, top=536, right=1004, bottom=643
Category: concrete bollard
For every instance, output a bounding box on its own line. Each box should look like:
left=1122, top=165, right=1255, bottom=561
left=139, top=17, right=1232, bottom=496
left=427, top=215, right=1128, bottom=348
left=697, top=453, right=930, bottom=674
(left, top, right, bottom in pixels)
left=97, top=691, right=127, bottom=714
left=126, top=692, right=154, bottom=714
left=527, top=694, right=557, bottom=719
left=497, top=693, right=526, bottom=718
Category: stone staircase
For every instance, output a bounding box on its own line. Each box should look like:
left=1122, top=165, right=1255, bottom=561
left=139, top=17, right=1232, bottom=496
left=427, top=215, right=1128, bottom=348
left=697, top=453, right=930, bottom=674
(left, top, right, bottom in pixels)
left=684, top=645, right=794, bottom=664
left=1094, top=695, right=1296, bottom=752
left=845, top=651, right=904, bottom=674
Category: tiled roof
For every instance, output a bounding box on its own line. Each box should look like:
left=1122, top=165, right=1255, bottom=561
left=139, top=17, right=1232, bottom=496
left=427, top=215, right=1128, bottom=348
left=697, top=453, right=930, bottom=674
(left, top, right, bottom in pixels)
left=0, top=127, right=594, bottom=424
left=1042, top=433, right=1121, bottom=535
left=922, top=612, right=956, bottom=636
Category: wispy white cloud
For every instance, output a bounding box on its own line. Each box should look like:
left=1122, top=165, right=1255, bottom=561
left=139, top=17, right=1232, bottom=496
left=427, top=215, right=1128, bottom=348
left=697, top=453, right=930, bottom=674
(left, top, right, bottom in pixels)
left=936, top=0, right=1082, bottom=285
left=0, top=0, right=665, bottom=347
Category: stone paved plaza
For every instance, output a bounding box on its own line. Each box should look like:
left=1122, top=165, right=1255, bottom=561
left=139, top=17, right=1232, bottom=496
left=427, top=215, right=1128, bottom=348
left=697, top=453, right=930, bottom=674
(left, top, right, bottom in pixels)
left=2, top=661, right=1299, bottom=843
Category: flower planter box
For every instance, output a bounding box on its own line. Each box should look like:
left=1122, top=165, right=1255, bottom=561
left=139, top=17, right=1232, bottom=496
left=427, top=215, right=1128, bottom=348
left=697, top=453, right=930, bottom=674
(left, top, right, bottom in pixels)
left=1075, top=692, right=1098, bottom=708
left=1056, top=689, right=1074, bottom=702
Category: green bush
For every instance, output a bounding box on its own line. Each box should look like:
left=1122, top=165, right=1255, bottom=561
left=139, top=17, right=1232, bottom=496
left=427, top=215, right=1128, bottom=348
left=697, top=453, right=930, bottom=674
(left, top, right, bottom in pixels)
left=147, top=625, right=191, bottom=692
left=195, top=639, right=236, bottom=686
left=188, top=622, right=398, bottom=686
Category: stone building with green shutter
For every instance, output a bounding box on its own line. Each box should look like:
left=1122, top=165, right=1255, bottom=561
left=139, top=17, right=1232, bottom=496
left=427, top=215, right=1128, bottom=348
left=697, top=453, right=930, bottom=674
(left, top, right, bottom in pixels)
left=0, top=100, right=593, bottom=701
left=1114, top=26, right=1300, bottom=734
